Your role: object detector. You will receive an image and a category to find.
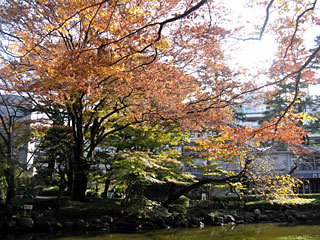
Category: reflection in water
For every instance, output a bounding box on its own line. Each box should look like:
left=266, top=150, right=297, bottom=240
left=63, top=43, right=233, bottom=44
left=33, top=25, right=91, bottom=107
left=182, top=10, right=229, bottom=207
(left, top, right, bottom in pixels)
left=3, top=223, right=320, bottom=240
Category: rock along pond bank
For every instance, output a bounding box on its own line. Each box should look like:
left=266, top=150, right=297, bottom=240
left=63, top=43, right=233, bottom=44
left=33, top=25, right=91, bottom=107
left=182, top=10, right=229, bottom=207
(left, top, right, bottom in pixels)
left=2, top=196, right=320, bottom=236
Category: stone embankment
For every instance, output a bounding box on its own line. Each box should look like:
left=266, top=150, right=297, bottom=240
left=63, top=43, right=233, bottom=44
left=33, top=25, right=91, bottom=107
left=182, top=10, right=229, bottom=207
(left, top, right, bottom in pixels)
left=1, top=207, right=320, bottom=235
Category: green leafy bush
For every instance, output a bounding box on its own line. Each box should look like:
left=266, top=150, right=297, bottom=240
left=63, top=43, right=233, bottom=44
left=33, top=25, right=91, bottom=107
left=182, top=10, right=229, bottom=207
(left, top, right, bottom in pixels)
left=175, top=195, right=190, bottom=208
left=125, top=196, right=169, bottom=220
left=167, top=195, right=191, bottom=217
left=58, top=199, right=123, bottom=218
left=40, top=186, right=59, bottom=196
left=245, top=198, right=320, bottom=211
left=21, top=198, right=64, bottom=211
left=5, top=199, right=21, bottom=216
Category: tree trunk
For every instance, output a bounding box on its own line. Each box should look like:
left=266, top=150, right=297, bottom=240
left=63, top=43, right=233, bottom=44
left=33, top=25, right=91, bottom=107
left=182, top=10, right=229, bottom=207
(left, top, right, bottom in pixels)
left=4, top=168, right=15, bottom=203
left=69, top=99, right=89, bottom=201
left=162, top=160, right=251, bottom=207
left=71, top=136, right=88, bottom=201
left=103, top=177, right=111, bottom=199
left=48, top=158, right=55, bottom=180
left=71, top=148, right=89, bottom=201
left=66, top=168, right=74, bottom=196
left=72, top=170, right=88, bottom=201
left=162, top=175, right=240, bottom=207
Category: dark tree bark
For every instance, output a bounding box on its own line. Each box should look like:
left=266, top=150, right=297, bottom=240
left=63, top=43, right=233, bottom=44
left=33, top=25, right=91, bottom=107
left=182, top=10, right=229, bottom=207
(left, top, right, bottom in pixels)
left=66, top=164, right=74, bottom=196
left=162, top=172, right=246, bottom=207
left=162, top=158, right=252, bottom=207
left=48, top=158, right=55, bottom=180
left=69, top=99, right=89, bottom=201
left=4, top=168, right=15, bottom=203
left=71, top=144, right=89, bottom=201
left=103, top=177, right=111, bottom=199
left=71, top=130, right=88, bottom=201
left=72, top=171, right=88, bottom=201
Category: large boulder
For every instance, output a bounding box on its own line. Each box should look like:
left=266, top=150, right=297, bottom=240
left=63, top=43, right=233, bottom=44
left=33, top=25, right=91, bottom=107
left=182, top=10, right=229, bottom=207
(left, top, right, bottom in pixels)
left=254, top=209, right=261, bottom=223
left=225, top=215, right=236, bottom=224
left=63, top=221, right=75, bottom=229
left=92, top=218, right=102, bottom=224
left=260, top=214, right=270, bottom=222
left=152, top=218, right=167, bottom=229
left=179, top=219, right=189, bottom=228
left=286, top=214, right=296, bottom=223
left=165, top=216, right=179, bottom=227
left=19, top=218, right=34, bottom=229
left=34, top=219, right=52, bottom=232
left=189, top=217, right=204, bottom=227
left=101, top=222, right=110, bottom=232
left=253, top=209, right=261, bottom=215
left=214, top=216, right=224, bottom=225
left=77, top=219, right=89, bottom=228
left=101, top=215, right=113, bottom=223
left=138, top=221, right=155, bottom=231
left=204, top=214, right=215, bottom=226
left=295, top=213, right=308, bottom=221
left=114, top=217, right=139, bottom=232
left=52, top=222, right=63, bottom=230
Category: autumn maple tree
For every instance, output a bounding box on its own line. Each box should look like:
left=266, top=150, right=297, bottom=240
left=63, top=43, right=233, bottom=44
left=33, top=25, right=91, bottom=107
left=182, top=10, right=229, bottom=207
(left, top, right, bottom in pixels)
left=0, top=0, right=319, bottom=202
left=0, top=0, right=237, bottom=201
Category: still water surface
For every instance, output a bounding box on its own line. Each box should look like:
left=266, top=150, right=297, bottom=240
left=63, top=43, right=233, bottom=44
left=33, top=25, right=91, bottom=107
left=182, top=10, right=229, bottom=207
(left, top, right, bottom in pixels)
left=4, top=223, right=320, bottom=240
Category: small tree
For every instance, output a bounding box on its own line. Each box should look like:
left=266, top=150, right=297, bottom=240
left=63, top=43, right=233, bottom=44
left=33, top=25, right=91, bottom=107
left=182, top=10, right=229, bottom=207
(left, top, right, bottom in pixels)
left=246, top=146, right=303, bottom=199
left=98, top=123, right=190, bottom=199
left=260, top=83, right=320, bottom=136
left=110, top=150, right=194, bottom=204
left=33, top=125, right=74, bottom=195
left=1, top=0, right=320, bottom=202
left=0, top=93, right=32, bottom=202
left=163, top=118, right=306, bottom=206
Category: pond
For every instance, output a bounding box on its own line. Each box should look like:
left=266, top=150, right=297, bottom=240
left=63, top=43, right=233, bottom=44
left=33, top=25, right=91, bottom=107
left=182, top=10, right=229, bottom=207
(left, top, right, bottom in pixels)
left=4, top=223, right=320, bottom=240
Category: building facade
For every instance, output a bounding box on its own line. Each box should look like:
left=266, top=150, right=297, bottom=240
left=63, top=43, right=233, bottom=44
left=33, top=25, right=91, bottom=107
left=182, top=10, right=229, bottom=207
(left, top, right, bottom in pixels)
left=237, top=98, right=320, bottom=194
left=177, top=96, right=320, bottom=195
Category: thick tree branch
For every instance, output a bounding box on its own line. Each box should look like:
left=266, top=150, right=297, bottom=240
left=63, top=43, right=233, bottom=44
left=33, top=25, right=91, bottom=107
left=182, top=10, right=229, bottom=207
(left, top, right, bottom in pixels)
left=284, top=0, right=317, bottom=59
left=20, top=0, right=111, bottom=56
left=232, top=0, right=274, bottom=41
left=274, top=44, right=320, bottom=129
left=162, top=157, right=252, bottom=207
left=105, top=0, right=208, bottom=47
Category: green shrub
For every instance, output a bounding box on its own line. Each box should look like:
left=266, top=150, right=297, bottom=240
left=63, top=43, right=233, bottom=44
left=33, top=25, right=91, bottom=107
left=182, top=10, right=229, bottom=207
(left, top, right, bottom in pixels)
left=167, top=195, right=191, bottom=217
left=5, top=199, right=22, bottom=216
left=175, top=195, right=190, bottom=208
left=168, top=203, right=187, bottom=217
left=297, top=194, right=320, bottom=199
left=214, top=195, right=259, bottom=203
left=40, top=186, right=59, bottom=196
left=21, top=198, right=65, bottom=211
left=86, top=189, right=98, bottom=197
left=192, top=200, right=216, bottom=209
left=191, top=197, right=247, bottom=210
left=245, top=198, right=320, bottom=211
left=58, top=199, right=123, bottom=218
left=125, top=197, right=169, bottom=220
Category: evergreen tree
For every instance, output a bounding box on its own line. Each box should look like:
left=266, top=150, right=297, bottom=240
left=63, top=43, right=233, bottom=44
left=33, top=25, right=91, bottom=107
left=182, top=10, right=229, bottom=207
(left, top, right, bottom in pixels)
left=310, top=36, right=320, bottom=70
left=260, top=83, right=320, bottom=140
